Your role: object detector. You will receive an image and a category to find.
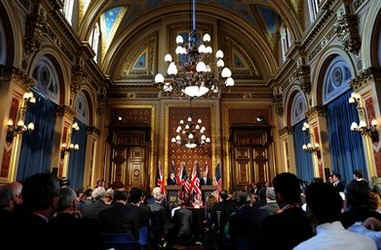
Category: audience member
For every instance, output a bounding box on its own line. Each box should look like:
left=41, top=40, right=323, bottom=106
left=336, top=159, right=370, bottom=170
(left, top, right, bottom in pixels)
left=341, top=180, right=381, bottom=228
left=7, top=182, right=23, bottom=207
left=80, top=186, right=109, bottom=219
left=173, top=200, right=193, bottom=246
left=354, top=170, right=365, bottom=181
left=262, top=173, right=313, bottom=250
left=294, top=182, right=376, bottom=250
left=332, top=173, right=345, bottom=193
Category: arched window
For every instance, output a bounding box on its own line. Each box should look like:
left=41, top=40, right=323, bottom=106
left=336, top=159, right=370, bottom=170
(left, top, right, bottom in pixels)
left=0, top=17, right=6, bottom=65
left=74, top=91, right=90, bottom=125
left=308, top=0, right=320, bottom=23
left=322, top=56, right=352, bottom=105
left=89, top=22, right=100, bottom=61
left=280, top=26, right=292, bottom=63
left=62, top=0, right=75, bottom=25
left=32, top=56, right=61, bottom=104
left=291, top=92, right=307, bottom=126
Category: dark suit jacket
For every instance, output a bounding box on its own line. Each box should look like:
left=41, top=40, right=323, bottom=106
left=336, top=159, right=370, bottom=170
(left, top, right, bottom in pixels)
left=80, top=199, right=109, bottom=219
left=174, top=207, right=193, bottom=238
left=333, top=182, right=345, bottom=193
left=98, top=202, right=132, bottom=234
left=262, top=207, right=314, bottom=250
left=167, top=177, right=177, bottom=185
left=200, top=177, right=211, bottom=185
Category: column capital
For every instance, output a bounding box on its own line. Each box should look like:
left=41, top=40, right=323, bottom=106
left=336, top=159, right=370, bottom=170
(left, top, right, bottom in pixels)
left=306, top=106, right=326, bottom=120
left=0, top=65, right=35, bottom=88
left=87, top=126, right=100, bottom=136
left=56, top=105, right=75, bottom=117
left=280, top=126, right=293, bottom=136
left=350, top=67, right=381, bottom=91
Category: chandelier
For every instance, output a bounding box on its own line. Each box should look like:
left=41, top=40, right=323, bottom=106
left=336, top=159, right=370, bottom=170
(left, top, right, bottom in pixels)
left=154, top=0, right=234, bottom=99
left=171, top=114, right=211, bottom=149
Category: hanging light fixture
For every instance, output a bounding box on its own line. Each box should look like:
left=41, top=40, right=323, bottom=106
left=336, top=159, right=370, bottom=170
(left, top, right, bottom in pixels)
left=171, top=114, right=211, bottom=149
left=6, top=91, right=36, bottom=143
left=154, top=0, right=234, bottom=99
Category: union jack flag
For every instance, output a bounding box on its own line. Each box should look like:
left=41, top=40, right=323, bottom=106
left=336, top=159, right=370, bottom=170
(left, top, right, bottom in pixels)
left=156, top=161, right=165, bottom=195
left=189, top=162, right=201, bottom=199
left=213, top=163, right=222, bottom=192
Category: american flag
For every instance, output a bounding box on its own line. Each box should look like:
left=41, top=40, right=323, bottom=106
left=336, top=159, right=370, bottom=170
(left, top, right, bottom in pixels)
left=156, top=161, right=165, bottom=194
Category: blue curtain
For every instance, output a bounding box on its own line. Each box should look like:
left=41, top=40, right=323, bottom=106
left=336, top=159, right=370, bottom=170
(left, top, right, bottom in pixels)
left=17, top=93, right=57, bottom=181
left=293, top=120, right=314, bottom=183
left=68, top=119, right=88, bottom=189
left=326, top=91, right=367, bottom=184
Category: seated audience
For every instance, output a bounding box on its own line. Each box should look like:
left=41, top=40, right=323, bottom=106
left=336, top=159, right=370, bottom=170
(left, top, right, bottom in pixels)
left=80, top=186, right=109, bottom=219
left=294, top=182, right=376, bottom=250
left=262, top=173, right=313, bottom=250
left=341, top=180, right=381, bottom=228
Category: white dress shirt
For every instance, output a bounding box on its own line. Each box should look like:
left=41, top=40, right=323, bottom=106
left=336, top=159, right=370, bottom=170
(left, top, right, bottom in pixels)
left=294, top=221, right=377, bottom=250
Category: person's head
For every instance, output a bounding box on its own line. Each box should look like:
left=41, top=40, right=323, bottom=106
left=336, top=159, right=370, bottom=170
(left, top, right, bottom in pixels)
left=332, top=173, right=341, bottom=183
left=22, top=173, right=60, bottom=215
left=7, top=181, right=23, bottom=205
left=129, top=187, right=143, bottom=204
left=247, top=193, right=257, bottom=206
left=91, top=187, right=106, bottom=200
left=305, top=182, right=343, bottom=225
left=152, top=187, right=164, bottom=202
left=170, top=172, right=175, bottom=179
left=272, top=173, right=301, bottom=207
left=81, top=188, right=92, bottom=200
left=353, top=170, right=363, bottom=180
left=113, top=190, right=128, bottom=204
left=57, top=187, right=77, bottom=212
left=346, top=180, right=371, bottom=209
left=105, top=189, right=114, bottom=204
left=0, top=186, right=14, bottom=211
left=96, top=179, right=105, bottom=187
left=220, top=190, right=228, bottom=201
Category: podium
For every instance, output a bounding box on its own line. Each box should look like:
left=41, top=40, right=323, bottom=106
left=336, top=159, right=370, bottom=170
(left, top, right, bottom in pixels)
left=166, top=185, right=216, bottom=202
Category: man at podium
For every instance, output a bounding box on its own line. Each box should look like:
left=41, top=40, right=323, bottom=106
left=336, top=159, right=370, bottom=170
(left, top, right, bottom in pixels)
left=200, top=172, right=211, bottom=185
left=167, top=172, right=177, bottom=185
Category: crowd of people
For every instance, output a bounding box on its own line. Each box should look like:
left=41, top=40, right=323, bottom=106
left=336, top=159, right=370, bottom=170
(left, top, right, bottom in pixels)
left=1, top=170, right=381, bottom=250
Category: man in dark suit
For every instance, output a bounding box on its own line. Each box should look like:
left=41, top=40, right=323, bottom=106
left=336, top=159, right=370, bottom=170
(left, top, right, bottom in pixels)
left=173, top=201, right=193, bottom=245
left=200, top=172, right=211, bottom=185
left=167, top=172, right=177, bottom=185
left=262, top=173, right=314, bottom=250
left=332, top=173, right=345, bottom=193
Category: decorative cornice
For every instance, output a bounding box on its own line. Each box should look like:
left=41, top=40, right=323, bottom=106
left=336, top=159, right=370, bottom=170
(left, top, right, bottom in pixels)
left=280, top=126, right=293, bottom=136
left=272, top=94, right=283, bottom=116
left=335, top=13, right=361, bottom=53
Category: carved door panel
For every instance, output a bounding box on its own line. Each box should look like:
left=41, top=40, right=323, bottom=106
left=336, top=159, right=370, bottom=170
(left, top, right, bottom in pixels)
left=233, top=147, right=252, bottom=187
left=126, top=147, right=145, bottom=188
left=253, top=148, right=268, bottom=183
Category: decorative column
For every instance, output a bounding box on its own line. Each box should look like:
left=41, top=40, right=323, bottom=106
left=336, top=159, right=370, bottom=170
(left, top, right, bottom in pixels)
left=306, top=106, right=332, bottom=181
left=272, top=92, right=285, bottom=175
left=279, top=126, right=296, bottom=175
left=83, top=126, right=99, bottom=188
left=0, top=65, right=34, bottom=183
left=350, top=67, right=381, bottom=179
left=54, top=105, right=75, bottom=178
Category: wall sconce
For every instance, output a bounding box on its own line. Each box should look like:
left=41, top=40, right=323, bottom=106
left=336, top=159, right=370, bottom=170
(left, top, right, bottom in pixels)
left=60, top=122, right=80, bottom=159
left=301, top=121, right=321, bottom=156
left=6, top=91, right=36, bottom=143
left=349, top=92, right=379, bottom=142
left=302, top=142, right=320, bottom=153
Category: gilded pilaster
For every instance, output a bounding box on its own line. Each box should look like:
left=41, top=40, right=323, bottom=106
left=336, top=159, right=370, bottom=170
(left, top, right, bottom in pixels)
left=279, top=126, right=296, bottom=175
left=306, top=106, right=331, bottom=180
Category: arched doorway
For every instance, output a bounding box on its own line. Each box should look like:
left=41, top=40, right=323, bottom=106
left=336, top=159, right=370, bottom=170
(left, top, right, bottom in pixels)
left=290, top=91, right=314, bottom=182
left=322, top=55, right=367, bottom=183
left=17, top=56, right=62, bottom=181
left=67, top=91, right=91, bottom=189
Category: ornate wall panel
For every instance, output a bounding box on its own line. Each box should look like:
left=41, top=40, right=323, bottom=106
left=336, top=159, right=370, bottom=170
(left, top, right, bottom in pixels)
left=168, top=107, right=211, bottom=176
left=1, top=97, right=19, bottom=178
left=365, top=97, right=381, bottom=176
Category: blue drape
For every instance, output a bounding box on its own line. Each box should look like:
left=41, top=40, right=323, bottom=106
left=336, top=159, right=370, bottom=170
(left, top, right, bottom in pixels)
left=68, top=119, right=88, bottom=189
left=326, top=91, right=367, bottom=184
left=17, top=93, right=57, bottom=181
left=293, top=120, right=314, bottom=183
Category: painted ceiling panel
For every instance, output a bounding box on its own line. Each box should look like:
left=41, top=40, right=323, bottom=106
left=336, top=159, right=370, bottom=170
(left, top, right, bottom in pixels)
left=258, top=7, right=281, bottom=34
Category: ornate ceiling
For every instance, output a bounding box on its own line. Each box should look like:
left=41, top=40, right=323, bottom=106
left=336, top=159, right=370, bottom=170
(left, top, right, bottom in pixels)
left=75, top=0, right=304, bottom=87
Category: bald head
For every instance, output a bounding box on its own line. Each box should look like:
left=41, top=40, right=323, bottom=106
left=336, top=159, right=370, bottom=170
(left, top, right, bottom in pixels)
left=7, top=182, right=22, bottom=205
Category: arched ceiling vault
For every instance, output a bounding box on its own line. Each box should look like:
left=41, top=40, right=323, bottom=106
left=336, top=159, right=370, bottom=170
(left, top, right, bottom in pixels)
left=77, top=0, right=303, bottom=81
